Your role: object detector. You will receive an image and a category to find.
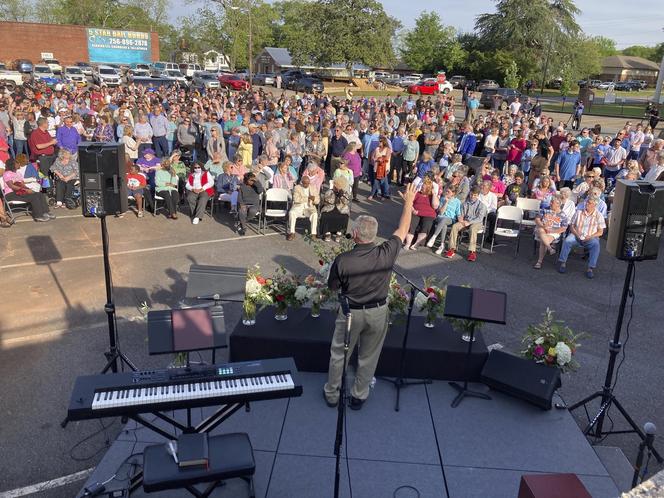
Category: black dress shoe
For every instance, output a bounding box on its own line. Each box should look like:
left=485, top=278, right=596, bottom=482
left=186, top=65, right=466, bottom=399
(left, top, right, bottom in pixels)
left=323, top=390, right=337, bottom=408
left=349, top=397, right=365, bottom=410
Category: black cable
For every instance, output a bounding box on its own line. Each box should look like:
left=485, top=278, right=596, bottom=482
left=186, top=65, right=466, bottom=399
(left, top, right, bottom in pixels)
left=69, top=419, right=116, bottom=462
left=344, top=399, right=353, bottom=498
left=612, top=263, right=636, bottom=392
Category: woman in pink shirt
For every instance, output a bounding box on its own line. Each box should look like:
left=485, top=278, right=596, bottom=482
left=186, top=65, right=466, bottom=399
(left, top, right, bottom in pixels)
left=506, top=129, right=528, bottom=167
left=342, top=142, right=362, bottom=201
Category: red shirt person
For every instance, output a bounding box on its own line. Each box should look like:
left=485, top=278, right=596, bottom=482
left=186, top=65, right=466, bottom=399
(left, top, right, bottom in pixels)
left=27, top=117, right=57, bottom=174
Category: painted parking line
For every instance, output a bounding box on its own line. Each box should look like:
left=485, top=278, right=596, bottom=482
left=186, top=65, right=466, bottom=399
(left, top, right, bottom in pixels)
left=0, top=468, right=93, bottom=497
left=0, top=232, right=281, bottom=270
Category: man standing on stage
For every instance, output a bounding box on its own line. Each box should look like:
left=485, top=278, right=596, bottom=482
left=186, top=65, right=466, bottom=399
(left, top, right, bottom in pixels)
left=323, top=183, right=417, bottom=410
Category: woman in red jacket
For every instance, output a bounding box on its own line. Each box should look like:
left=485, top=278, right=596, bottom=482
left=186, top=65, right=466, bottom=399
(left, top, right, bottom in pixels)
left=185, top=161, right=215, bottom=225
left=403, top=177, right=439, bottom=250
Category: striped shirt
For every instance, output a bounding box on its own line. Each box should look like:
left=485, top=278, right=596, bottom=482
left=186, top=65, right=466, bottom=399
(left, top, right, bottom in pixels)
left=571, top=207, right=605, bottom=239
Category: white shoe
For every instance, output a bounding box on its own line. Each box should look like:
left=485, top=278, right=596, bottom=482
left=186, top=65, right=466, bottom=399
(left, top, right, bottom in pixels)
left=192, top=217, right=199, bottom=225
left=435, top=245, right=444, bottom=255
left=426, top=238, right=435, bottom=248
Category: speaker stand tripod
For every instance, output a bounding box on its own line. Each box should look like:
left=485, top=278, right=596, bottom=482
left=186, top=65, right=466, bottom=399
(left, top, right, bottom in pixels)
left=569, top=260, right=662, bottom=463
left=61, top=215, right=136, bottom=428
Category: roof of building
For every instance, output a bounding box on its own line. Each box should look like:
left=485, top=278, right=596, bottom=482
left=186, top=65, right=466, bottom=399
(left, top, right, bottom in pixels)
left=602, top=55, right=659, bottom=71
left=263, top=47, right=293, bottom=67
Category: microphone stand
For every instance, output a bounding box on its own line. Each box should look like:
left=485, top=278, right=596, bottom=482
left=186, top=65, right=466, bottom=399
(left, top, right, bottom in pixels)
left=380, top=268, right=432, bottom=412
left=334, top=295, right=352, bottom=498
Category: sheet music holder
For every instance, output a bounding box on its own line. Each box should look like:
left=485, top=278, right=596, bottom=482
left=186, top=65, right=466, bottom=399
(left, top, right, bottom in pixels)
left=147, top=308, right=225, bottom=355
left=444, top=285, right=507, bottom=408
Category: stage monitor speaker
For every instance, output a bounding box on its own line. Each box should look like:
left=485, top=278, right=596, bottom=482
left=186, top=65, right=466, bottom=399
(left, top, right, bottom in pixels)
left=79, top=142, right=127, bottom=217
left=480, top=350, right=561, bottom=410
left=607, top=180, right=664, bottom=261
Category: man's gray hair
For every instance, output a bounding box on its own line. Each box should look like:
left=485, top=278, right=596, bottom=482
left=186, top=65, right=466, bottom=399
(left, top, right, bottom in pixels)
left=352, top=215, right=378, bottom=243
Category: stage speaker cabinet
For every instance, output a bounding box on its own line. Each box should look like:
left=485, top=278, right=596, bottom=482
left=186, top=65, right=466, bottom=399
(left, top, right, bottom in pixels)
left=480, top=350, right=561, bottom=410
left=78, top=142, right=128, bottom=217
left=607, top=180, right=664, bottom=261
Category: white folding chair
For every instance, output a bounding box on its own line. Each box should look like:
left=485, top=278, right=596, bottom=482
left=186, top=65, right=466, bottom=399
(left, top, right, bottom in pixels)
left=516, top=197, right=541, bottom=228
left=491, top=205, right=523, bottom=256
left=0, top=177, right=31, bottom=221
left=262, top=188, right=290, bottom=233
left=153, top=193, right=166, bottom=216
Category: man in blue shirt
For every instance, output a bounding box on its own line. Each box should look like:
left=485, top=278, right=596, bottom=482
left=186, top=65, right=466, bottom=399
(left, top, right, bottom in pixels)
left=55, top=116, right=81, bottom=154
left=390, top=127, right=405, bottom=184
left=467, top=93, right=480, bottom=122
left=149, top=106, right=170, bottom=157
left=555, top=140, right=581, bottom=188
left=361, top=125, right=379, bottom=182
left=457, top=124, right=477, bottom=161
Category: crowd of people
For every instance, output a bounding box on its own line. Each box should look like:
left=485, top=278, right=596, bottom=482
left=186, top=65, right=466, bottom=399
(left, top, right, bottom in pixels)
left=1, top=79, right=663, bottom=276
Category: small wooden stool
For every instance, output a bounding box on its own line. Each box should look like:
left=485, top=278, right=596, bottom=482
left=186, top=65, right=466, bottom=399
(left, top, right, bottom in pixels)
left=518, top=473, right=592, bottom=498
left=143, top=433, right=256, bottom=498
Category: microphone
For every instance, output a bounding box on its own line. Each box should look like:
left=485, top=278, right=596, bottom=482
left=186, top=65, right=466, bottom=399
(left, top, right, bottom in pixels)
left=339, top=294, right=351, bottom=316
left=345, top=233, right=353, bottom=239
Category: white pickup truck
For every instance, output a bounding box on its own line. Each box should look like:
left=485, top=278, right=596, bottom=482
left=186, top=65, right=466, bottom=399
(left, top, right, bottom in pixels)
left=0, top=70, right=26, bottom=89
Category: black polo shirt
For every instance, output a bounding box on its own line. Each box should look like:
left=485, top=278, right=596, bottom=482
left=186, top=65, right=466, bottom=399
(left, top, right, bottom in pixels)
left=327, top=235, right=401, bottom=306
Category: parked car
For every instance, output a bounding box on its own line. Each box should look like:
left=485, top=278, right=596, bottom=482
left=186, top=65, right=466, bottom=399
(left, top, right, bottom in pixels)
left=151, top=61, right=179, bottom=76
left=218, top=73, right=250, bottom=90
left=0, top=69, right=26, bottom=89
left=578, top=79, right=602, bottom=88
left=63, top=66, right=86, bottom=85
left=178, top=63, right=202, bottom=78
left=408, top=79, right=453, bottom=95
left=252, top=73, right=275, bottom=86
left=192, top=71, right=220, bottom=89
left=126, top=68, right=150, bottom=82
left=480, top=88, right=522, bottom=110
left=614, top=81, right=641, bottom=92
left=397, top=76, right=421, bottom=87
left=624, top=80, right=647, bottom=90
left=597, top=81, right=615, bottom=90
left=281, top=70, right=307, bottom=89
left=33, top=64, right=55, bottom=80
left=13, top=59, right=33, bottom=73
left=235, top=70, right=250, bottom=81
left=42, top=58, right=62, bottom=74
left=75, top=62, right=93, bottom=76
left=291, top=76, right=324, bottom=93
left=165, top=69, right=188, bottom=86
left=477, top=79, right=499, bottom=91
left=380, top=74, right=401, bottom=85
left=0, top=63, right=5, bottom=71
left=93, top=65, right=122, bottom=87
left=449, top=75, right=467, bottom=88
left=130, top=63, right=151, bottom=71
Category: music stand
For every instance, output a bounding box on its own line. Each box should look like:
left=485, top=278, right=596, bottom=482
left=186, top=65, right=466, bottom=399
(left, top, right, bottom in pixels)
left=444, top=285, right=506, bottom=408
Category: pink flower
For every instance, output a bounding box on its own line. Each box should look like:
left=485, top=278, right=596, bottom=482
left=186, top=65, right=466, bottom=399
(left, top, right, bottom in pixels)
left=533, top=345, right=545, bottom=357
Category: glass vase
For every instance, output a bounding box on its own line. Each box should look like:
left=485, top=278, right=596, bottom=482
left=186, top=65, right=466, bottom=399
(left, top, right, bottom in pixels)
left=274, top=301, right=288, bottom=321
left=424, top=309, right=436, bottom=328
left=311, top=301, right=321, bottom=318
left=242, top=299, right=256, bottom=326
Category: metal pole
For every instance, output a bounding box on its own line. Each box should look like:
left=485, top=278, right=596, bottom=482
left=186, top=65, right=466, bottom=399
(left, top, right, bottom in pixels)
left=653, top=54, right=664, bottom=105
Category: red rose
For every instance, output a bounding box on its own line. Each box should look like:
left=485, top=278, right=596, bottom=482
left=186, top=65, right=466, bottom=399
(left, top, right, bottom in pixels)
left=426, top=287, right=435, bottom=294
left=319, top=259, right=324, bottom=266
left=257, top=277, right=266, bottom=285
left=276, top=295, right=285, bottom=302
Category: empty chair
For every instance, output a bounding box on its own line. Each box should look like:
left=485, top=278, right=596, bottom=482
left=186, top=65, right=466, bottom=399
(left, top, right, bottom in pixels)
left=491, top=205, right=523, bottom=255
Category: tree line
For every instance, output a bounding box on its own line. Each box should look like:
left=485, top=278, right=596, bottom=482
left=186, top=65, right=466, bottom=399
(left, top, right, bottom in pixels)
left=1, top=0, right=661, bottom=90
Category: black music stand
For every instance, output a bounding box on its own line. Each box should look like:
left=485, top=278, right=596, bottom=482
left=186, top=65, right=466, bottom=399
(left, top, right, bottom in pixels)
left=444, top=285, right=506, bottom=408
left=185, top=265, right=245, bottom=357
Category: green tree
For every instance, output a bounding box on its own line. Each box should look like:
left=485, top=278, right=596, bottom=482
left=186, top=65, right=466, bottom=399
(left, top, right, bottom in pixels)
left=621, top=45, right=658, bottom=62
left=591, top=36, right=617, bottom=57
left=0, top=0, right=36, bottom=21
left=503, top=60, right=520, bottom=88
left=400, top=11, right=465, bottom=73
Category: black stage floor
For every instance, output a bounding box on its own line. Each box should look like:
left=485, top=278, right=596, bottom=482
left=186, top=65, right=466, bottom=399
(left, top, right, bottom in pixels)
left=78, top=370, right=623, bottom=497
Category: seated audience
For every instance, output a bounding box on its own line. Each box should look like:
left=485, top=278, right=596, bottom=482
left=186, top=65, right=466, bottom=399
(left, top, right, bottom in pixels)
left=404, top=177, right=439, bottom=250
left=155, top=159, right=180, bottom=219
left=558, top=195, right=605, bottom=279
left=273, top=161, right=296, bottom=191
left=237, top=172, right=264, bottom=236
left=2, top=158, right=53, bottom=222
left=445, top=186, right=487, bottom=262
left=287, top=175, right=319, bottom=240
left=50, top=149, right=79, bottom=208
left=216, top=161, right=240, bottom=213
left=427, top=185, right=462, bottom=255
left=126, top=163, right=149, bottom=217
left=320, top=176, right=351, bottom=241
left=186, top=161, right=214, bottom=225
left=533, top=195, right=568, bottom=269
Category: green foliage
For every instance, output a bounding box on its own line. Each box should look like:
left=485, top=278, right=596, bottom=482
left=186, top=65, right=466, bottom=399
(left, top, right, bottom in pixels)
left=0, top=0, right=35, bottom=21
left=400, top=11, right=464, bottom=73
left=621, top=44, right=663, bottom=63
left=591, top=36, right=617, bottom=57
left=503, top=60, right=520, bottom=89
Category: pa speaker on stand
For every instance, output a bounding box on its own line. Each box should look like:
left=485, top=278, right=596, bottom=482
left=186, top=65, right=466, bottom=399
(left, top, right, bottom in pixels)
left=79, top=142, right=128, bottom=217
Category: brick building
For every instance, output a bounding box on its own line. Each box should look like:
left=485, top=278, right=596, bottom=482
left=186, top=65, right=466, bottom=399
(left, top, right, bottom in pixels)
left=0, top=21, right=160, bottom=67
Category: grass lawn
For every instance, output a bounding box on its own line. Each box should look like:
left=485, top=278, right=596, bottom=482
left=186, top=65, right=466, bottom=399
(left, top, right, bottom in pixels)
left=533, top=88, right=655, bottom=100
left=541, top=102, right=648, bottom=119
left=326, top=89, right=405, bottom=97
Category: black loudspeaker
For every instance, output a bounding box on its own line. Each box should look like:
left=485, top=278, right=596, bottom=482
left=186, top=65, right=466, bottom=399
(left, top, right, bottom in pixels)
left=607, top=180, right=664, bottom=261
left=480, top=350, right=561, bottom=410
left=78, top=142, right=128, bottom=217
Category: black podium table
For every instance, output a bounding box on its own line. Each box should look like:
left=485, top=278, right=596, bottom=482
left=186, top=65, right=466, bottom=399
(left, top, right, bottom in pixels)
left=229, top=307, right=488, bottom=381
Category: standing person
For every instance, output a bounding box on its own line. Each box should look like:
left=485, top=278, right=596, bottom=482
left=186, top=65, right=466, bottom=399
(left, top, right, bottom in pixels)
left=368, top=136, right=391, bottom=201
left=328, top=126, right=348, bottom=178
left=323, top=183, right=417, bottom=409
left=342, top=142, right=362, bottom=201
left=27, top=117, right=57, bottom=176
left=402, top=132, right=420, bottom=183
left=149, top=106, right=170, bottom=158
left=56, top=115, right=81, bottom=155
left=572, top=99, right=584, bottom=131
left=554, top=140, right=581, bottom=189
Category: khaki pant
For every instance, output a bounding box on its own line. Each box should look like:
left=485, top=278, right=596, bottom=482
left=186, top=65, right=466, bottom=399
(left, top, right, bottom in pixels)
left=449, top=221, right=483, bottom=252
left=288, top=204, right=318, bottom=234
left=324, top=305, right=389, bottom=404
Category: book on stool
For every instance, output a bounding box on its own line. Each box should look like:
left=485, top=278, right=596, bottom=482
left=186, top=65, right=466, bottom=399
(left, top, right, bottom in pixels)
left=177, top=433, right=209, bottom=469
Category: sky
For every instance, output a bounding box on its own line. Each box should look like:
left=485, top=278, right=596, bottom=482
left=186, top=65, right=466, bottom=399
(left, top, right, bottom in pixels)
left=171, top=0, right=664, bottom=49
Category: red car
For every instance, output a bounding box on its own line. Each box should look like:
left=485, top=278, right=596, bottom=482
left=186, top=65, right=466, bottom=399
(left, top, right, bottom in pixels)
left=407, top=79, right=453, bottom=95
left=218, top=73, right=250, bottom=90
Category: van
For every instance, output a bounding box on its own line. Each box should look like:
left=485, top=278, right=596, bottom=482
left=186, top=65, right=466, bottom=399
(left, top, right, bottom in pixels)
left=178, top=63, right=202, bottom=78
left=151, top=61, right=178, bottom=76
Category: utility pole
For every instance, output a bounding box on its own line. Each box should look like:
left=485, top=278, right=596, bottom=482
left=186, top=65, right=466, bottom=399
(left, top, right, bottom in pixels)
left=653, top=28, right=664, bottom=105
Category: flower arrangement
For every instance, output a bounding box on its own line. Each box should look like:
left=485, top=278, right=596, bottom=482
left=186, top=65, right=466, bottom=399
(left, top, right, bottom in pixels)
left=243, top=264, right=273, bottom=325
left=414, top=276, right=447, bottom=328
left=521, top=308, right=585, bottom=372
left=305, top=233, right=354, bottom=281
left=267, top=266, right=302, bottom=320
left=387, top=273, right=410, bottom=318
left=303, top=274, right=333, bottom=317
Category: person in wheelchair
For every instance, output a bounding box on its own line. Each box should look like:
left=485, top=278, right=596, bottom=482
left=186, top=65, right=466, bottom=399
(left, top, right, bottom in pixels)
left=237, top=172, right=264, bottom=236
left=50, top=149, right=79, bottom=209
